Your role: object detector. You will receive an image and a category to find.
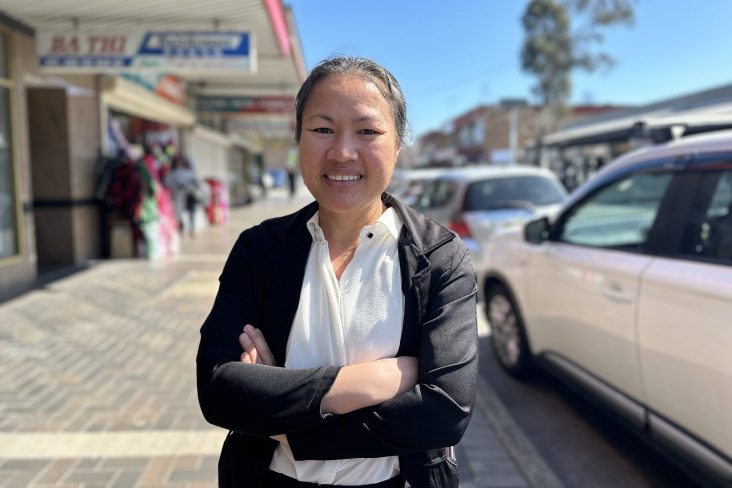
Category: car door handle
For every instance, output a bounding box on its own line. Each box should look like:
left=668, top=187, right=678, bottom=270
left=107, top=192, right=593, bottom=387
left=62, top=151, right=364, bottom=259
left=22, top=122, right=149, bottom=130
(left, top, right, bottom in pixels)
left=602, top=282, right=633, bottom=304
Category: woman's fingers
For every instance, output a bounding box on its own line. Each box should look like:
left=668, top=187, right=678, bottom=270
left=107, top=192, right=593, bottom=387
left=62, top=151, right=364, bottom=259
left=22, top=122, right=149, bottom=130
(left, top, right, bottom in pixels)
left=244, top=324, right=276, bottom=366
left=239, top=331, right=259, bottom=364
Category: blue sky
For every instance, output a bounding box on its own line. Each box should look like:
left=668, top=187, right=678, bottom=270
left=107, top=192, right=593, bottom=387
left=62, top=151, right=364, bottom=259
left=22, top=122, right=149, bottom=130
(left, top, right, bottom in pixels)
left=287, top=0, right=732, bottom=139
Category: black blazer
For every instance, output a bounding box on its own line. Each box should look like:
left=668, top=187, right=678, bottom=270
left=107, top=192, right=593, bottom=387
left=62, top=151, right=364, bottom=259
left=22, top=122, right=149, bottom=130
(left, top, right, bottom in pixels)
left=197, top=194, right=478, bottom=488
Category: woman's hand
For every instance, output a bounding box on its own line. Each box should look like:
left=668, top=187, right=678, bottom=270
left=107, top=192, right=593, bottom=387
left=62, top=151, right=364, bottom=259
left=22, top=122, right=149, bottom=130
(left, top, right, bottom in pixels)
left=239, top=324, right=276, bottom=366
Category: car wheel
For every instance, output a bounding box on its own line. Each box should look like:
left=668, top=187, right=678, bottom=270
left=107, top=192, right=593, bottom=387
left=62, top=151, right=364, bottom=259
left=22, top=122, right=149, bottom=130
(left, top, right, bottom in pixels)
left=486, top=285, right=533, bottom=378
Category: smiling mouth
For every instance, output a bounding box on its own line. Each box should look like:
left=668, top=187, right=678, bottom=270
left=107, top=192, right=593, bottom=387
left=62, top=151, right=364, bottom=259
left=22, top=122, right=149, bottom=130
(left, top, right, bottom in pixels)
left=325, top=174, right=362, bottom=181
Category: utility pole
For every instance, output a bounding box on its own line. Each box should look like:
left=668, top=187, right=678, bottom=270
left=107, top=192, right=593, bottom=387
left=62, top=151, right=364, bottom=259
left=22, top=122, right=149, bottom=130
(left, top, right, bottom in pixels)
left=500, top=98, right=528, bottom=164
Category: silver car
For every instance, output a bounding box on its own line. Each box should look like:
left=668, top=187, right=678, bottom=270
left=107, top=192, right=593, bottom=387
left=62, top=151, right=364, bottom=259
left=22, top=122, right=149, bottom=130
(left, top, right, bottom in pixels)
left=408, top=166, right=567, bottom=264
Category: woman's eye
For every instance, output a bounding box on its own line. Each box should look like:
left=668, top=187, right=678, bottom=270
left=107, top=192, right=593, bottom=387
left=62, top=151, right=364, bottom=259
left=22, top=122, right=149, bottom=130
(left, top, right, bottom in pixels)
left=359, top=129, right=378, bottom=135
left=311, top=127, right=333, bottom=134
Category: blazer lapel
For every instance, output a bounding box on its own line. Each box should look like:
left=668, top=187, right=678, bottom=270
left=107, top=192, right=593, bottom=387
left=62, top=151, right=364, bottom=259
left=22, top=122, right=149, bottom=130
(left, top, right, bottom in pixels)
left=397, top=238, right=431, bottom=357
left=387, top=193, right=454, bottom=357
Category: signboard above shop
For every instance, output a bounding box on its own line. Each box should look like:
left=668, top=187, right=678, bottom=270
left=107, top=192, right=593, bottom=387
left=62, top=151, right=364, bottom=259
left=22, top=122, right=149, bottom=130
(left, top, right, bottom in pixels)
left=197, top=96, right=295, bottom=114
left=122, top=73, right=187, bottom=106
left=37, top=31, right=255, bottom=74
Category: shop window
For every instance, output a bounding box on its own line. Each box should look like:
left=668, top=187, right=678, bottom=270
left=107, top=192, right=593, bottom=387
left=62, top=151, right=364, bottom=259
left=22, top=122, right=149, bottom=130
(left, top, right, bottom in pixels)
left=0, top=32, right=18, bottom=259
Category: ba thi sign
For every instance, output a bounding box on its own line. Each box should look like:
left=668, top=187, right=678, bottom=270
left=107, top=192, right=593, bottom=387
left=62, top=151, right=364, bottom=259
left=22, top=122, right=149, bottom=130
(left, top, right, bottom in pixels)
left=37, top=31, right=255, bottom=73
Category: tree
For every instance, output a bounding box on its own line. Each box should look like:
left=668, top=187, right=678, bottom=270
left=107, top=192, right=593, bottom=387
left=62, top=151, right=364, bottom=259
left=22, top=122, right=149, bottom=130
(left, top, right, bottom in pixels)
left=521, top=0, right=635, bottom=115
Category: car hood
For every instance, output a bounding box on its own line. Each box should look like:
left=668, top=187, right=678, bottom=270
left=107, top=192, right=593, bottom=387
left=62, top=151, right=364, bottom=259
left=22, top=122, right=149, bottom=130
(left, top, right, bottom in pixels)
left=464, top=203, right=562, bottom=244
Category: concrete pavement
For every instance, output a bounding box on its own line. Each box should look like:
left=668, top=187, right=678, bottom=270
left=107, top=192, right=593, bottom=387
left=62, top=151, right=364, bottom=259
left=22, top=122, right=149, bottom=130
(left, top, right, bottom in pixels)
left=0, top=189, right=561, bottom=487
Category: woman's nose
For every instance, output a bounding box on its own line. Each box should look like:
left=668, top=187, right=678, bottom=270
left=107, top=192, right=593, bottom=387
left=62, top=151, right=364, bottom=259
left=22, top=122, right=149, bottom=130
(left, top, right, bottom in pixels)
left=326, top=134, right=357, bottom=162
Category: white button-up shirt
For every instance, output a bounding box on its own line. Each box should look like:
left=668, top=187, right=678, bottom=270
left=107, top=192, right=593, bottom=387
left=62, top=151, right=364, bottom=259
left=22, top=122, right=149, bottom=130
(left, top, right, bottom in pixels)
left=269, top=207, right=405, bottom=485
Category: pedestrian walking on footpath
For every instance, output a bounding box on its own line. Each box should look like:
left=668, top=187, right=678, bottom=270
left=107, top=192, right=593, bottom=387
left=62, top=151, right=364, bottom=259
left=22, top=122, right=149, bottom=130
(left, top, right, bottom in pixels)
left=197, top=56, right=478, bottom=488
left=286, top=146, right=299, bottom=198
left=165, top=155, right=200, bottom=236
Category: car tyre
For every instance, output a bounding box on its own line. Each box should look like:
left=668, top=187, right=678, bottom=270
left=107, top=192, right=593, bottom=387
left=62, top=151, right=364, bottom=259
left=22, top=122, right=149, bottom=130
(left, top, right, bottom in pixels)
left=486, top=284, right=533, bottom=379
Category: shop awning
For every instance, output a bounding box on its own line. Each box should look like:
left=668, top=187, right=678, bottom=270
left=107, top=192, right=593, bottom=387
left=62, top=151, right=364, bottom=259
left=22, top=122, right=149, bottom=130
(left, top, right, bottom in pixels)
left=101, top=76, right=195, bottom=127
left=544, top=83, right=732, bottom=147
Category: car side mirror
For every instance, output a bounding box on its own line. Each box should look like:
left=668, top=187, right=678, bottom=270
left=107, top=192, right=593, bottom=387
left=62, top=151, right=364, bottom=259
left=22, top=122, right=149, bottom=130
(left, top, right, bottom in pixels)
left=524, top=216, right=551, bottom=244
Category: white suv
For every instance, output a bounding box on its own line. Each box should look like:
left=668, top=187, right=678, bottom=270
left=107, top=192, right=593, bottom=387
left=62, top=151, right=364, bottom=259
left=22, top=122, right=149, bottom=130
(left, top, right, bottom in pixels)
left=480, top=130, right=732, bottom=484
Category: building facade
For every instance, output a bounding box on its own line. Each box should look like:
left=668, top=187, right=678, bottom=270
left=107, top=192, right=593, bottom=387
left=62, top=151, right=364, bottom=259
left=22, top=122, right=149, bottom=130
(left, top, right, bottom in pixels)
left=0, top=1, right=305, bottom=299
left=416, top=101, right=621, bottom=171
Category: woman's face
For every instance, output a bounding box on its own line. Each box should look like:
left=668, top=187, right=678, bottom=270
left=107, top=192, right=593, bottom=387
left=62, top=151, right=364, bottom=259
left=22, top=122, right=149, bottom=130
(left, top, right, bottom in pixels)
left=299, top=74, right=400, bottom=219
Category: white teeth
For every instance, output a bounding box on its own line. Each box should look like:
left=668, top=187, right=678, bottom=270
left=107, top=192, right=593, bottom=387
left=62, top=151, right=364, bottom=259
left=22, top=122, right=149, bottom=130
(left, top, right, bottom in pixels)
left=326, top=175, right=361, bottom=181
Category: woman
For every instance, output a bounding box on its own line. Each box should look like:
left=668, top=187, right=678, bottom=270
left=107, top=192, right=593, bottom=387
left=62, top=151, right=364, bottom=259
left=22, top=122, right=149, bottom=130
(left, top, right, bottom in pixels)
left=197, top=56, right=477, bottom=488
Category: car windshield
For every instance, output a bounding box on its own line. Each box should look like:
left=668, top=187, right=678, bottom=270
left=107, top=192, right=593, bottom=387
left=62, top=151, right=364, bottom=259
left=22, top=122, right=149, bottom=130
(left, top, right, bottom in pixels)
left=465, top=175, right=566, bottom=211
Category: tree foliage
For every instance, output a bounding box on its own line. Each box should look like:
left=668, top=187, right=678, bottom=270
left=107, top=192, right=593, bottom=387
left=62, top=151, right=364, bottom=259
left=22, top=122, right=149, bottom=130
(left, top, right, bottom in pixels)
left=521, top=0, right=635, bottom=110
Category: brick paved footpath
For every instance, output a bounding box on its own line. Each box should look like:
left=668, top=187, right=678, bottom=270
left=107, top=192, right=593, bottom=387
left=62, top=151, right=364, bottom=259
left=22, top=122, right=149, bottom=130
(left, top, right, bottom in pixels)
left=0, top=191, right=560, bottom=488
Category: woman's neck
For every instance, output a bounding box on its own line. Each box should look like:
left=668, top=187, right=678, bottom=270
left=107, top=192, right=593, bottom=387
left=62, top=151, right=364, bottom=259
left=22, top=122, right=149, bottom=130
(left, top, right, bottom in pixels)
left=319, top=201, right=385, bottom=279
left=319, top=202, right=384, bottom=247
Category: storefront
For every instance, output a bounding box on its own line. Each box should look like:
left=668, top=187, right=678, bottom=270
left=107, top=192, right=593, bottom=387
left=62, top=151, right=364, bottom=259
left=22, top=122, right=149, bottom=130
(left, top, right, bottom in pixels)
left=99, top=75, right=201, bottom=258
left=0, top=0, right=307, bottom=297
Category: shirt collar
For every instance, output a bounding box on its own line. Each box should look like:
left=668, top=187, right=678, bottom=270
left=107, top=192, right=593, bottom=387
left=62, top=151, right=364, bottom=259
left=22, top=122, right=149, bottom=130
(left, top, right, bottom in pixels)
left=306, top=207, right=403, bottom=242
left=372, top=207, right=402, bottom=240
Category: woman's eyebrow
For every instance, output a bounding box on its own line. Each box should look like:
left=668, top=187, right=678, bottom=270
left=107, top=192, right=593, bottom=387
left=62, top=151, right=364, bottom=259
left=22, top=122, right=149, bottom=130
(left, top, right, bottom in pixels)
left=306, top=113, right=384, bottom=125
left=306, top=113, right=334, bottom=123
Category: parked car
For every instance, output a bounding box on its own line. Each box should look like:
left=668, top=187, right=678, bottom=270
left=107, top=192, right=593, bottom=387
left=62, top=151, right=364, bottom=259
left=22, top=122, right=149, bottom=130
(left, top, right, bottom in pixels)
left=480, top=130, right=732, bottom=484
left=410, top=166, right=567, bottom=264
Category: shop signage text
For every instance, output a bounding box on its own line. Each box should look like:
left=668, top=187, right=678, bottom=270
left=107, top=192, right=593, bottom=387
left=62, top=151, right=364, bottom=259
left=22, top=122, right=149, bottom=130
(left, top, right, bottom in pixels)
left=37, top=31, right=254, bottom=73
left=123, top=73, right=187, bottom=106
left=197, top=96, right=295, bottom=114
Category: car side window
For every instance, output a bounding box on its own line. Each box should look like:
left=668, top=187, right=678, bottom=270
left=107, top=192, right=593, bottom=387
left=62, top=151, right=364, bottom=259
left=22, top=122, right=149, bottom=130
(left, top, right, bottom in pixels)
left=464, top=175, right=566, bottom=211
left=414, top=180, right=456, bottom=209
left=558, top=172, right=673, bottom=250
left=678, top=170, right=732, bottom=263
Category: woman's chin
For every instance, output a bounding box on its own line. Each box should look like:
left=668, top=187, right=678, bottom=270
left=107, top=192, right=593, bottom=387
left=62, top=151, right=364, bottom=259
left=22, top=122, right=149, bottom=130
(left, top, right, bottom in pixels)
left=316, top=195, right=379, bottom=217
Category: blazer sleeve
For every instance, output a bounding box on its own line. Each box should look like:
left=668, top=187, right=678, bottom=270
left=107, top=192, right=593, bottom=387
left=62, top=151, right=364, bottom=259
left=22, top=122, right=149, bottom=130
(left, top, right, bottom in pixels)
left=196, top=231, right=340, bottom=437
left=286, top=242, right=478, bottom=460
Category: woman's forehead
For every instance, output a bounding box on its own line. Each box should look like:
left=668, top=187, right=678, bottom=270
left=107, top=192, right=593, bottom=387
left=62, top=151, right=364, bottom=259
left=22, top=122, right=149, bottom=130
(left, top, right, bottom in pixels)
left=315, top=74, right=387, bottom=101
left=305, top=75, right=393, bottom=118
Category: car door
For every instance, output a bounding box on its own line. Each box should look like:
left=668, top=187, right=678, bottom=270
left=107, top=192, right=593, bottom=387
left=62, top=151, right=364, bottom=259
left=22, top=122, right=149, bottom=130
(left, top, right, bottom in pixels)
left=637, top=165, right=732, bottom=462
left=524, top=170, right=674, bottom=402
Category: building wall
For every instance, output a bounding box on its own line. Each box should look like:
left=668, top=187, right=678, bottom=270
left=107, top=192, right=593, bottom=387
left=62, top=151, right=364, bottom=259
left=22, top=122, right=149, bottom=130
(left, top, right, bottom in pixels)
left=27, top=88, right=75, bottom=267
left=185, top=127, right=231, bottom=183
left=262, top=137, right=292, bottom=170
left=0, top=25, right=37, bottom=298
left=26, top=74, right=102, bottom=269
left=483, top=107, right=544, bottom=164
left=65, top=75, right=102, bottom=263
